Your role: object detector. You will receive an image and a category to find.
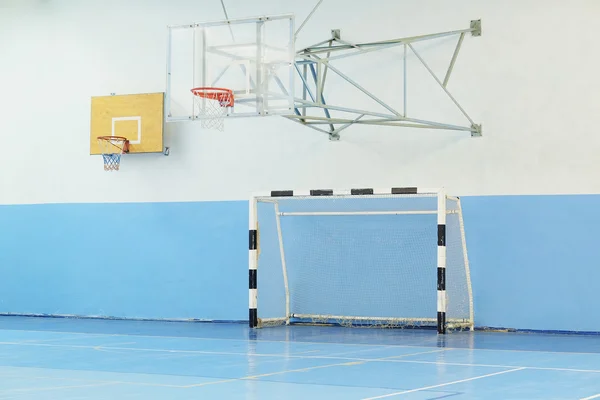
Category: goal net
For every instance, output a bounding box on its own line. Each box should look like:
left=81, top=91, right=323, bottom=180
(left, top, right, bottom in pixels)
left=248, top=189, right=473, bottom=333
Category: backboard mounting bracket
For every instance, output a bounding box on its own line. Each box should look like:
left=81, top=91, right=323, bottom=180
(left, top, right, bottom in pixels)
left=288, top=19, right=483, bottom=140
left=470, top=124, right=482, bottom=137
left=470, top=19, right=482, bottom=37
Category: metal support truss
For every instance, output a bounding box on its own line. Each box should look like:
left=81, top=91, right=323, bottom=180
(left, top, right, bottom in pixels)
left=286, top=20, right=483, bottom=140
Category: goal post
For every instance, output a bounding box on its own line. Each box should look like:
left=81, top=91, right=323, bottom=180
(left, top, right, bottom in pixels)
left=248, top=187, right=474, bottom=334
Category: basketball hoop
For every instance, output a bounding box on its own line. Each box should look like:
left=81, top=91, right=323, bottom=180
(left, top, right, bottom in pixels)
left=191, top=87, right=234, bottom=131
left=97, top=136, right=129, bottom=171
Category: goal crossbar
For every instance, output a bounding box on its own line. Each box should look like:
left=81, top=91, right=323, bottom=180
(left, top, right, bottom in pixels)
left=279, top=210, right=458, bottom=216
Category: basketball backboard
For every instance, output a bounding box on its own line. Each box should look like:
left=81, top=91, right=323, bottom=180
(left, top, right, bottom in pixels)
left=165, top=14, right=295, bottom=122
left=90, top=92, right=164, bottom=154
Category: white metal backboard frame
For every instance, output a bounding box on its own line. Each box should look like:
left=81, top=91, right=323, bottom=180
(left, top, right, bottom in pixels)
left=165, top=14, right=295, bottom=122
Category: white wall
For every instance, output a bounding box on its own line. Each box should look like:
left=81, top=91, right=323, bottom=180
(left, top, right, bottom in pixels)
left=1, top=0, right=599, bottom=205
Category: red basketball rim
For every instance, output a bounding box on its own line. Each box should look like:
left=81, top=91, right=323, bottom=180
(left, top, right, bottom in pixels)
left=190, top=87, right=234, bottom=107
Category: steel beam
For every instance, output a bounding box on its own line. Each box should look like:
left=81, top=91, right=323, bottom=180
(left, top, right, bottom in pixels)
left=297, top=27, right=477, bottom=56
left=325, top=62, right=402, bottom=117
left=443, top=33, right=465, bottom=88
left=284, top=20, right=482, bottom=139
left=292, top=100, right=398, bottom=119
left=408, top=43, right=475, bottom=125
left=308, top=62, right=334, bottom=131
left=284, top=114, right=472, bottom=130
left=295, top=0, right=324, bottom=40
left=403, top=44, right=407, bottom=117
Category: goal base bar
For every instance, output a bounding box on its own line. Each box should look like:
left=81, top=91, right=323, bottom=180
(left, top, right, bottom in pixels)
left=257, top=315, right=473, bottom=330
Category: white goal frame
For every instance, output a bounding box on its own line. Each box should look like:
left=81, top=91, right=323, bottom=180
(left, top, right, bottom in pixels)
left=248, top=187, right=474, bottom=334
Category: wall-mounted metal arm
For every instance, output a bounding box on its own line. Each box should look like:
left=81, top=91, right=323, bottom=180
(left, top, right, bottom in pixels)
left=297, top=26, right=479, bottom=56
left=407, top=43, right=475, bottom=126
left=443, top=33, right=465, bottom=88
left=295, top=0, right=323, bottom=40
left=286, top=20, right=482, bottom=140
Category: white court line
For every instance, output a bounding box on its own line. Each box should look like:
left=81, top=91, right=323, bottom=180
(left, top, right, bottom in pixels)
left=326, top=345, right=404, bottom=357
left=226, top=349, right=449, bottom=379
left=0, top=382, right=120, bottom=394
left=92, top=342, right=138, bottom=353
left=581, top=394, right=600, bottom=400
left=0, top=328, right=442, bottom=349
left=361, top=367, right=527, bottom=399
left=210, top=349, right=331, bottom=370
left=0, top=348, right=450, bottom=391
left=0, top=371, right=198, bottom=389
left=381, top=359, right=600, bottom=374
left=382, top=349, right=448, bottom=359
left=4, top=357, right=383, bottom=392
left=0, top=341, right=446, bottom=361
left=2, top=327, right=599, bottom=356
left=1, top=341, right=600, bottom=374
left=181, top=348, right=447, bottom=389
left=19, top=334, right=109, bottom=343
left=178, top=361, right=365, bottom=389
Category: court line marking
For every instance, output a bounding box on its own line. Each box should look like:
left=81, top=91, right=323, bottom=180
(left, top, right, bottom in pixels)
left=1, top=341, right=600, bottom=374
left=0, top=382, right=120, bottom=394
left=201, top=349, right=340, bottom=370
left=326, top=345, right=408, bottom=357
left=361, top=367, right=527, bottom=399
left=388, top=349, right=448, bottom=357
left=0, top=341, right=590, bottom=369
left=92, top=342, right=139, bottom=353
left=0, top=372, right=208, bottom=389
left=403, top=361, right=600, bottom=374
left=1, top=329, right=436, bottom=350
left=2, top=327, right=599, bottom=356
left=581, top=394, right=600, bottom=400
left=94, top=342, right=137, bottom=348
left=18, top=334, right=110, bottom=343
left=0, top=349, right=448, bottom=390
left=0, top=341, right=445, bottom=360
left=0, top=328, right=439, bottom=350
left=180, top=349, right=450, bottom=389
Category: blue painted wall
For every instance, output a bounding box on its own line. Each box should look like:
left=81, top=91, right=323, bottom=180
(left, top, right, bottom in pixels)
left=0, top=202, right=248, bottom=321
left=1, top=195, right=598, bottom=332
left=462, top=194, right=600, bottom=333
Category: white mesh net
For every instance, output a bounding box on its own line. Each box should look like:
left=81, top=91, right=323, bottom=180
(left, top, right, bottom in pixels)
left=445, top=197, right=473, bottom=330
left=192, top=89, right=233, bottom=131
left=101, top=154, right=122, bottom=171
left=255, top=193, right=473, bottom=330
left=97, top=137, right=128, bottom=172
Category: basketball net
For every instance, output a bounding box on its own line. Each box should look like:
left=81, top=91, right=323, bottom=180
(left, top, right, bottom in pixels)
left=97, top=136, right=129, bottom=171
left=191, top=88, right=234, bottom=132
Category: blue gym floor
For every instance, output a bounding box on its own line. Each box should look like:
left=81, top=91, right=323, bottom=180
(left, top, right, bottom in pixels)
left=0, top=317, right=599, bottom=399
